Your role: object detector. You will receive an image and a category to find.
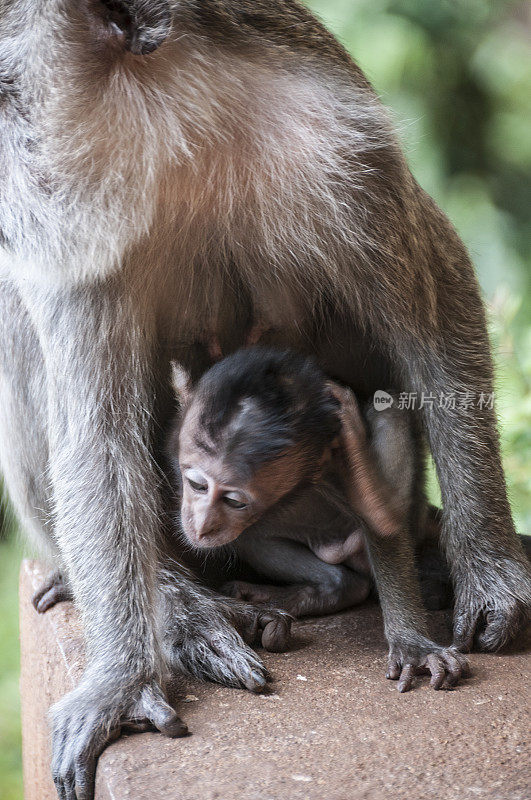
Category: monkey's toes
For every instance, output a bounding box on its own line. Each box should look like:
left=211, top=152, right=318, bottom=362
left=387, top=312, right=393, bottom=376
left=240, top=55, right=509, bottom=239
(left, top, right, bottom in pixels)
left=32, top=572, right=72, bottom=613
left=259, top=612, right=292, bottom=653
left=51, top=678, right=186, bottom=800
left=454, top=592, right=531, bottom=654
left=240, top=666, right=269, bottom=693
left=135, top=685, right=189, bottom=738
left=475, top=605, right=530, bottom=652
left=425, top=649, right=469, bottom=690
left=387, top=646, right=469, bottom=692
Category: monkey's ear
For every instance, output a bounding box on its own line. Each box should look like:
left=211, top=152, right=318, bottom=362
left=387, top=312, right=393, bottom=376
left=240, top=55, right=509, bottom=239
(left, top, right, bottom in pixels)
left=171, top=361, right=193, bottom=406
left=100, top=1, right=172, bottom=55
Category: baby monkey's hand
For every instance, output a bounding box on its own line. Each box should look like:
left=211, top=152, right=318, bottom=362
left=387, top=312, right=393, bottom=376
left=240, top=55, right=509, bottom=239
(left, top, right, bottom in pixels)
left=327, top=382, right=406, bottom=538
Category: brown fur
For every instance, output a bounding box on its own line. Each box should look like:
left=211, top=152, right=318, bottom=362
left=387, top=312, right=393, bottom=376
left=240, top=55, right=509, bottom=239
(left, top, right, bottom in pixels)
left=0, top=4, right=529, bottom=799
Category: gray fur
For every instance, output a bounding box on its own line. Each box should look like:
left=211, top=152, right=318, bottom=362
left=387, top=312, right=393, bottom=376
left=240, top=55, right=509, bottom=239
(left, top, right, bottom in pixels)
left=0, top=2, right=529, bottom=799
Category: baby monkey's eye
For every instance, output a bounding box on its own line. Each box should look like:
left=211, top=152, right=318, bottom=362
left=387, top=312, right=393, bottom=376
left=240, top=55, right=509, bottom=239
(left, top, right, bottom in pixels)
left=188, top=478, right=207, bottom=493
left=223, top=496, right=247, bottom=510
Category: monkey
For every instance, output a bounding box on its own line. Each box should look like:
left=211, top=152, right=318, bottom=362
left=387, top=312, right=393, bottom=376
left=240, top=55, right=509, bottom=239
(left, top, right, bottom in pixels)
left=166, top=346, right=468, bottom=692
left=0, top=3, right=529, bottom=798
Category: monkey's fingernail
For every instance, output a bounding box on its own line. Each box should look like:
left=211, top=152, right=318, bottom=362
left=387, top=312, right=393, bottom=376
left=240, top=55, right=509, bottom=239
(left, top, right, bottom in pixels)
left=161, top=716, right=189, bottom=738
left=248, top=671, right=267, bottom=691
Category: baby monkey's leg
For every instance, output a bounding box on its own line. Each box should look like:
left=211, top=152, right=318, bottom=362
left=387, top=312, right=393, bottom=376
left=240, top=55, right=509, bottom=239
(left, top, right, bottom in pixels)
left=225, top=535, right=370, bottom=618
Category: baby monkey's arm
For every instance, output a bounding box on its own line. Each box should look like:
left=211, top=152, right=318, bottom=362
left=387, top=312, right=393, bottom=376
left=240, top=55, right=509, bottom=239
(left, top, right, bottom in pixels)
left=329, top=384, right=410, bottom=539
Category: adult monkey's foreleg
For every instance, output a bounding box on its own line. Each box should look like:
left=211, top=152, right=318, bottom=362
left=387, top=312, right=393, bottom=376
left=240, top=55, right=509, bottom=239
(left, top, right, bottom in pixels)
left=403, top=331, right=530, bottom=652
left=19, top=278, right=187, bottom=800
left=391, top=197, right=531, bottom=652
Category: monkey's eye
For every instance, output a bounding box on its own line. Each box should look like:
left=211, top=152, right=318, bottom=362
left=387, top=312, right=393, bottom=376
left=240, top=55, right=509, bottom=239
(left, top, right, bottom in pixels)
left=223, top=495, right=247, bottom=510
left=187, top=478, right=208, bottom=493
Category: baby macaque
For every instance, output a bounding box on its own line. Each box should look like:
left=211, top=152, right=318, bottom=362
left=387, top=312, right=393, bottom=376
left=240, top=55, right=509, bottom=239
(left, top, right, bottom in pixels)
left=167, top=346, right=419, bottom=619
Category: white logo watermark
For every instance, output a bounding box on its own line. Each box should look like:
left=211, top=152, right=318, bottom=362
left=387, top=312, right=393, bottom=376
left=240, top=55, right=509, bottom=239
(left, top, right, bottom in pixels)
left=373, top=390, right=394, bottom=412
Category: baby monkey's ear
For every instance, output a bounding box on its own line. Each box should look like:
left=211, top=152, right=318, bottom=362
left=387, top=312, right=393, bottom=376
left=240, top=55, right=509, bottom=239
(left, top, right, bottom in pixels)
left=171, top=361, right=193, bottom=407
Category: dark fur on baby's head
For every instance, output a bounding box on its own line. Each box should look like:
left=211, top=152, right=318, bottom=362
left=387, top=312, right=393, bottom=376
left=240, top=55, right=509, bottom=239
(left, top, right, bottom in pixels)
left=194, top=346, right=341, bottom=475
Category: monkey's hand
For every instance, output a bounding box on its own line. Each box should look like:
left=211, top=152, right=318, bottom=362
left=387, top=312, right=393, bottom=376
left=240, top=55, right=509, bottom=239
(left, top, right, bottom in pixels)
left=330, top=384, right=406, bottom=538
left=51, top=673, right=187, bottom=800
left=386, top=636, right=470, bottom=693
left=453, top=557, right=531, bottom=653
left=160, top=574, right=291, bottom=692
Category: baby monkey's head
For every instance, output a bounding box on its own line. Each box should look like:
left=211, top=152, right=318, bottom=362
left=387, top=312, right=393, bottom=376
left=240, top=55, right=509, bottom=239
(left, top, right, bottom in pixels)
left=168, top=347, right=341, bottom=549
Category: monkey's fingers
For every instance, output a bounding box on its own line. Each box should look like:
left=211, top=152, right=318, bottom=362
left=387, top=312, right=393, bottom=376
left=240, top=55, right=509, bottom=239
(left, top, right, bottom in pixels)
left=136, top=685, right=188, bottom=738
left=205, top=629, right=269, bottom=693
left=454, top=579, right=530, bottom=653
left=475, top=605, right=530, bottom=653
left=51, top=689, right=120, bottom=800
left=439, top=650, right=470, bottom=689
left=397, top=663, right=417, bottom=693
left=259, top=612, right=292, bottom=653
left=327, top=383, right=366, bottom=438
left=425, top=654, right=446, bottom=690
left=222, top=583, right=293, bottom=653
left=386, top=657, right=417, bottom=691
left=386, top=659, right=401, bottom=681
left=453, top=606, right=482, bottom=653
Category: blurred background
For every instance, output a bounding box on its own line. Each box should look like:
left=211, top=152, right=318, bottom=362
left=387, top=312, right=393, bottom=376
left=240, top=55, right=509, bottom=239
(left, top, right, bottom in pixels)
left=1, top=1, right=529, bottom=797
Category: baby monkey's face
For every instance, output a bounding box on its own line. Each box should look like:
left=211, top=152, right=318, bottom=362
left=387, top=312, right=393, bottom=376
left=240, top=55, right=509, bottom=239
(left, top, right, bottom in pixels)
left=177, top=401, right=309, bottom=550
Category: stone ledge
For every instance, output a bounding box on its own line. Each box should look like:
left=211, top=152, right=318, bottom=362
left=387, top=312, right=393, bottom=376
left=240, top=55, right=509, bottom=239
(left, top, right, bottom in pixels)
left=20, top=560, right=530, bottom=800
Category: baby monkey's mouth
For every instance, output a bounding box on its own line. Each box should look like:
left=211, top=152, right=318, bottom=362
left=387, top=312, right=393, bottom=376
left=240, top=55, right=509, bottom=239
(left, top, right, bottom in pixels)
left=180, top=520, right=242, bottom=551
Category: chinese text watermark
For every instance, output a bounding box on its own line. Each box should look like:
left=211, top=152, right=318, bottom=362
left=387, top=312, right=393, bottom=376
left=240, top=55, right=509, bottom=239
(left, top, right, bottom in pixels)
left=373, top=390, right=495, bottom=412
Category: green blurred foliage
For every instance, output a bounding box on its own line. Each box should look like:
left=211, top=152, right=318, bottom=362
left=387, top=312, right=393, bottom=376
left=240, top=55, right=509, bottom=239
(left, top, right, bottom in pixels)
left=308, top=0, right=531, bottom=532
left=0, top=530, right=23, bottom=800
left=1, top=2, right=530, bottom=797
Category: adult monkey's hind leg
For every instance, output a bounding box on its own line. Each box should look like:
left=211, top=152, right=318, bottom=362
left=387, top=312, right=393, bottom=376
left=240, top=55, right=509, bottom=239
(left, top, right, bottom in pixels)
left=0, top=280, right=55, bottom=561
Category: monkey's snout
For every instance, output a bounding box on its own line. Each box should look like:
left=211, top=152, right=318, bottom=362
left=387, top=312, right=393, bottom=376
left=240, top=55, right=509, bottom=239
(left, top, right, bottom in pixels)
left=191, top=526, right=239, bottom=549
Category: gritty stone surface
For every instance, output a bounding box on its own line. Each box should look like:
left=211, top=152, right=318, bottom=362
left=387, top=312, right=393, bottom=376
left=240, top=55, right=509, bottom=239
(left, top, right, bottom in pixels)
left=20, top=560, right=530, bottom=800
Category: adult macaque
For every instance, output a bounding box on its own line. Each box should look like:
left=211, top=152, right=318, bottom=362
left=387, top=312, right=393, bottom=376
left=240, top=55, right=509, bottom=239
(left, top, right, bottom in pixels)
left=168, top=347, right=468, bottom=692
left=0, top=2, right=529, bottom=798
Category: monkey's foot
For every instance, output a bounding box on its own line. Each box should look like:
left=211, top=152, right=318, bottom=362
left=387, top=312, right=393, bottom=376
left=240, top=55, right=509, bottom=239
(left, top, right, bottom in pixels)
left=51, top=675, right=187, bottom=800
left=32, top=570, right=72, bottom=613
left=222, top=580, right=304, bottom=615
left=453, top=558, right=531, bottom=652
left=386, top=637, right=470, bottom=693
left=160, top=575, right=291, bottom=693
left=223, top=578, right=371, bottom=619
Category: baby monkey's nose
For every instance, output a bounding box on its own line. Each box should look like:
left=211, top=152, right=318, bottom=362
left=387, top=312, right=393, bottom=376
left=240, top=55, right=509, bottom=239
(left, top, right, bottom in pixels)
left=195, top=525, right=224, bottom=544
